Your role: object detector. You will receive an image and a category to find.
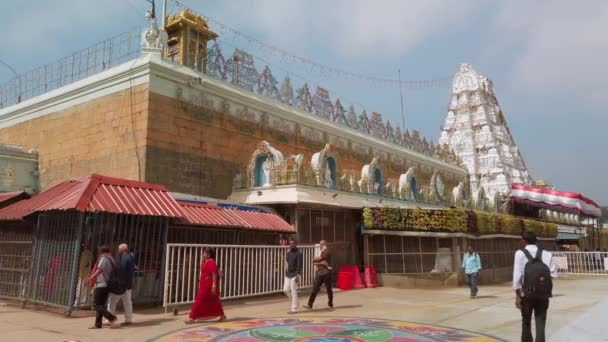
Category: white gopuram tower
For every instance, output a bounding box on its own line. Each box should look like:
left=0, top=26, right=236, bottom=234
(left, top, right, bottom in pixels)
left=439, top=64, right=532, bottom=205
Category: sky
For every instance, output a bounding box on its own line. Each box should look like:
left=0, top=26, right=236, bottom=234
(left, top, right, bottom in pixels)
left=1, top=0, right=607, bottom=204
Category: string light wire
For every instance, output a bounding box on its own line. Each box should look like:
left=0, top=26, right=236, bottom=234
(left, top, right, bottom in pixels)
left=171, top=0, right=452, bottom=90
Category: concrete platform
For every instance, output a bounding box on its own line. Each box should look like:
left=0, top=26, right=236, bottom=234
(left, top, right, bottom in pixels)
left=0, top=277, right=606, bottom=341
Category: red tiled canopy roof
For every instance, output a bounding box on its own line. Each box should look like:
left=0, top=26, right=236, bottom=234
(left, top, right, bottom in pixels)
left=0, top=175, right=295, bottom=234
left=178, top=201, right=295, bottom=233
left=0, top=174, right=184, bottom=220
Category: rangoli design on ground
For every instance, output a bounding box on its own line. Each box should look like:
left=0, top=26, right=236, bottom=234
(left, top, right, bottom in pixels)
left=150, top=317, right=505, bottom=342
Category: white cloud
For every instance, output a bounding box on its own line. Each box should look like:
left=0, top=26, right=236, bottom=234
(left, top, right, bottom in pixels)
left=493, top=1, right=608, bottom=112
left=1, top=0, right=144, bottom=57
left=210, top=0, right=483, bottom=58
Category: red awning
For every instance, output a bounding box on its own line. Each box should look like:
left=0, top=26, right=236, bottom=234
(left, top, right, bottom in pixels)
left=0, top=174, right=184, bottom=220
left=178, top=201, right=295, bottom=233
left=511, top=184, right=601, bottom=217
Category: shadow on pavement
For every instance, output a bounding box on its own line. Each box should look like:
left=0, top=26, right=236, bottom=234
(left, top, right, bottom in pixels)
left=303, top=305, right=363, bottom=312
left=128, top=318, right=175, bottom=327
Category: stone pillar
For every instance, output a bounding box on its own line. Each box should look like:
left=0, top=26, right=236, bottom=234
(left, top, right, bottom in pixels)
left=363, top=234, right=370, bottom=267
left=452, top=237, right=462, bottom=275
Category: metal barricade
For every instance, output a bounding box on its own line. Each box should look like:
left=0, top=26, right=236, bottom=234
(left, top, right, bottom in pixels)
left=28, top=212, right=83, bottom=313
left=552, top=252, right=608, bottom=276
left=0, top=240, right=33, bottom=300
left=163, top=244, right=319, bottom=309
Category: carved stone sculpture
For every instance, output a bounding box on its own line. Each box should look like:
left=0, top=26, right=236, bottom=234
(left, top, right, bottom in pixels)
left=359, top=157, right=382, bottom=194
left=398, top=167, right=416, bottom=200
left=141, top=10, right=168, bottom=50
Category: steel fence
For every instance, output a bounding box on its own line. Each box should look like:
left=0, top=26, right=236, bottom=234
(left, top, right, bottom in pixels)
left=28, top=212, right=83, bottom=312
left=552, top=252, right=608, bottom=275
left=0, top=221, right=34, bottom=301
left=366, top=235, right=456, bottom=273
left=0, top=28, right=141, bottom=108
left=72, top=213, right=170, bottom=309
left=0, top=240, right=33, bottom=300
left=163, top=244, right=319, bottom=309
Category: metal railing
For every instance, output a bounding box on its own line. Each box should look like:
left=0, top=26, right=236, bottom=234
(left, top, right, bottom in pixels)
left=232, top=164, right=446, bottom=209
left=163, top=244, right=319, bottom=309
left=552, top=252, right=608, bottom=276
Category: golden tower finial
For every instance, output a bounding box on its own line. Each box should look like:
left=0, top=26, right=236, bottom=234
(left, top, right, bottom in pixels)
left=164, top=9, right=218, bottom=73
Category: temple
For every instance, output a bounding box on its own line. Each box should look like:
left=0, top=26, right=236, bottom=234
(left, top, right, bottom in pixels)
left=439, top=64, right=532, bottom=207
left=0, top=9, right=474, bottom=274
left=0, top=9, right=604, bottom=313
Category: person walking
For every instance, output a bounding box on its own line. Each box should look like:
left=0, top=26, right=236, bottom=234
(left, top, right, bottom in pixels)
left=107, top=243, right=135, bottom=326
left=304, top=240, right=333, bottom=310
left=88, top=246, right=118, bottom=329
left=284, top=240, right=303, bottom=314
left=185, top=247, right=226, bottom=324
left=595, top=248, right=603, bottom=272
left=513, top=231, right=557, bottom=342
left=462, top=245, right=482, bottom=298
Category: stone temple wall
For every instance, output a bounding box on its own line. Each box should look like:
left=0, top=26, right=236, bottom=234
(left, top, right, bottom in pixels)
left=0, top=59, right=467, bottom=200
left=145, top=89, right=465, bottom=199
left=0, top=85, right=150, bottom=191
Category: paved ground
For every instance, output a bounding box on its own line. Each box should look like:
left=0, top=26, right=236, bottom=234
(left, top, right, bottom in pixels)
left=0, top=277, right=606, bottom=341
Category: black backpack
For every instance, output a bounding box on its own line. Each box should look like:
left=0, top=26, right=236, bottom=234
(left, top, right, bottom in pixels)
left=104, top=256, right=128, bottom=295
left=521, top=248, right=553, bottom=299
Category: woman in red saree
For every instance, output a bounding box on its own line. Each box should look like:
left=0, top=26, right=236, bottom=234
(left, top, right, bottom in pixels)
left=185, top=247, right=226, bottom=324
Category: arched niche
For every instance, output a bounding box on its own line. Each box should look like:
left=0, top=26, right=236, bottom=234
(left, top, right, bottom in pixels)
left=326, top=156, right=338, bottom=188
left=359, top=157, right=383, bottom=196
left=248, top=140, right=284, bottom=188
left=311, top=144, right=339, bottom=189
left=430, top=171, right=446, bottom=204
left=410, top=176, right=419, bottom=201
left=254, top=155, right=269, bottom=187
left=374, top=167, right=384, bottom=196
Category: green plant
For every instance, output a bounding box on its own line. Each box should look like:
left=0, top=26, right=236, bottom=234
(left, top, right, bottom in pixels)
left=475, top=211, right=496, bottom=234
left=399, top=209, right=409, bottom=229
left=361, top=207, right=559, bottom=238
left=502, top=215, right=521, bottom=235
left=362, top=208, right=374, bottom=229
left=411, top=208, right=431, bottom=231
left=381, top=207, right=400, bottom=229
left=543, top=222, right=557, bottom=238
left=444, top=208, right=467, bottom=232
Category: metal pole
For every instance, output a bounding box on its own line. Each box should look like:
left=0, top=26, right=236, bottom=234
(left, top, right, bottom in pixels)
left=162, top=0, right=168, bottom=29
left=398, top=69, right=405, bottom=130
left=66, top=212, right=85, bottom=316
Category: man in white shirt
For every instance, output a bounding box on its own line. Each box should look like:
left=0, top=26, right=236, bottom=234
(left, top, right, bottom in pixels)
left=512, top=231, right=557, bottom=342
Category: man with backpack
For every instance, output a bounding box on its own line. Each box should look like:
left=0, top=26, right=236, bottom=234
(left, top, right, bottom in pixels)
left=87, top=246, right=118, bottom=329
left=107, top=243, right=136, bottom=325
left=513, top=231, right=557, bottom=342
